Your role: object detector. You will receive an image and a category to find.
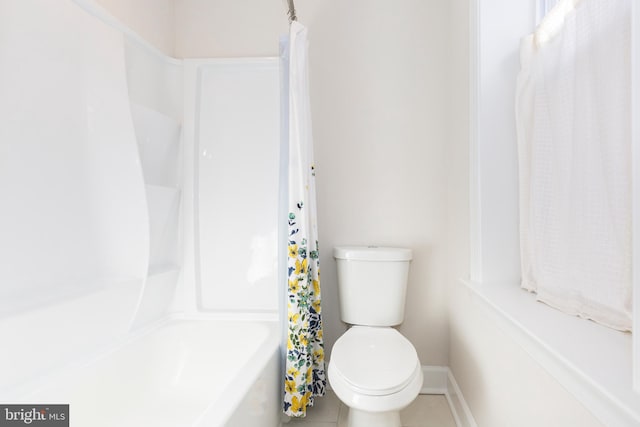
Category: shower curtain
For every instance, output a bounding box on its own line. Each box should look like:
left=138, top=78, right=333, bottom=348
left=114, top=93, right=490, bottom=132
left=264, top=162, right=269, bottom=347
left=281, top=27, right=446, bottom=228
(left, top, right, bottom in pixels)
left=516, top=0, right=632, bottom=330
left=281, top=21, right=326, bottom=417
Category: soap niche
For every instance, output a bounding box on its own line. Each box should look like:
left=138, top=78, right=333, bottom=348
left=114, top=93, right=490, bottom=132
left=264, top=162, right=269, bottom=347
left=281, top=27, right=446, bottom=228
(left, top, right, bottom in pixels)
left=130, top=103, right=182, bottom=327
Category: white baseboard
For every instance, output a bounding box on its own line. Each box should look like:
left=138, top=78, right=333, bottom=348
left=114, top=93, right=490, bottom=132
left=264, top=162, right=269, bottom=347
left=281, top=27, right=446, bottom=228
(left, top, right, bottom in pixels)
left=421, top=366, right=478, bottom=427
left=420, top=365, right=449, bottom=394
left=444, top=369, right=478, bottom=427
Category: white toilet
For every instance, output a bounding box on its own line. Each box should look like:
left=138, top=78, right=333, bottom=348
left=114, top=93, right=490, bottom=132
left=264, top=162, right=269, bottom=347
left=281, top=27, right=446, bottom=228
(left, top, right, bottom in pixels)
left=329, top=246, right=423, bottom=427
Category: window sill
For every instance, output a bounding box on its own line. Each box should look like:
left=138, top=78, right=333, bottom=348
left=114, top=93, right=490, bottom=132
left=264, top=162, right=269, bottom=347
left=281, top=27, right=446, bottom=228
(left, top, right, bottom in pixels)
left=461, top=279, right=640, bottom=427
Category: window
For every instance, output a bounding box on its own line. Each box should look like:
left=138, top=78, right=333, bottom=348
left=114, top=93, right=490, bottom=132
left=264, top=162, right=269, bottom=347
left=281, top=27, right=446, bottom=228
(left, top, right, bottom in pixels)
left=469, top=0, right=640, bottom=424
left=538, top=0, right=561, bottom=23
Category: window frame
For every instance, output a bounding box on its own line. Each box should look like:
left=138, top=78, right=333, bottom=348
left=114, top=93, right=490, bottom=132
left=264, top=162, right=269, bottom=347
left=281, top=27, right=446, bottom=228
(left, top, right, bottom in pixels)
left=469, top=0, right=640, bottom=424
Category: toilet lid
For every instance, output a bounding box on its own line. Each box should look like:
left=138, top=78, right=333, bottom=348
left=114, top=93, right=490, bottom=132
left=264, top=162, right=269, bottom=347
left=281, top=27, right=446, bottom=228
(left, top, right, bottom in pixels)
left=330, top=326, right=420, bottom=396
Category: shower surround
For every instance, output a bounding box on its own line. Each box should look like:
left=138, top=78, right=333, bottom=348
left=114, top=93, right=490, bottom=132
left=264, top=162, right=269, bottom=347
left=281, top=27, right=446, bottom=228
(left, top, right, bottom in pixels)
left=0, top=1, right=282, bottom=425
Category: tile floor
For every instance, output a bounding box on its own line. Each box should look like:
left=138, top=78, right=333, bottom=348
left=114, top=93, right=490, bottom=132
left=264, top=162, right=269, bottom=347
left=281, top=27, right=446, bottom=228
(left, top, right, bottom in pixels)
left=288, top=391, right=457, bottom=427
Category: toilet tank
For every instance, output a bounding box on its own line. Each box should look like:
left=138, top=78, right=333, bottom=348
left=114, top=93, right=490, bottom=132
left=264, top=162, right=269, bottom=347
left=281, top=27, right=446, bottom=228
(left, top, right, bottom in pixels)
left=333, top=246, right=412, bottom=326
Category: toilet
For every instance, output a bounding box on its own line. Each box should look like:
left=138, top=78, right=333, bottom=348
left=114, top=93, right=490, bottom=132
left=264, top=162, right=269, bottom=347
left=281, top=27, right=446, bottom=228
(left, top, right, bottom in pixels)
left=328, top=246, right=423, bottom=427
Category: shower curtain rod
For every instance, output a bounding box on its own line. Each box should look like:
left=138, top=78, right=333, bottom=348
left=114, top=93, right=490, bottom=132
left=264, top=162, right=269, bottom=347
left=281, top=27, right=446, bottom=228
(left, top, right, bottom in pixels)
left=287, top=0, right=297, bottom=23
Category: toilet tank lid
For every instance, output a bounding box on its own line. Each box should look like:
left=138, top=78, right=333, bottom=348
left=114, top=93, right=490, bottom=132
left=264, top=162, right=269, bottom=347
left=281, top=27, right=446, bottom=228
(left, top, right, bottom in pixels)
left=333, top=246, right=412, bottom=261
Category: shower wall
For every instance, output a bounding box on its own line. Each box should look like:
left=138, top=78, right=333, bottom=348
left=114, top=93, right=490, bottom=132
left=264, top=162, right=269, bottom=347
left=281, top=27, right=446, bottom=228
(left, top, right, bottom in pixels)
left=0, top=0, right=148, bottom=395
left=180, top=59, right=281, bottom=315
left=81, top=0, right=283, bottom=318
left=0, top=0, right=148, bottom=301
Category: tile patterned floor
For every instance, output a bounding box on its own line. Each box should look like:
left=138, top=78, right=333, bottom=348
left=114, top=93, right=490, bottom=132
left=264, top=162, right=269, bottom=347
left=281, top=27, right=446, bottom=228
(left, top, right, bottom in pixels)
left=287, top=391, right=457, bottom=427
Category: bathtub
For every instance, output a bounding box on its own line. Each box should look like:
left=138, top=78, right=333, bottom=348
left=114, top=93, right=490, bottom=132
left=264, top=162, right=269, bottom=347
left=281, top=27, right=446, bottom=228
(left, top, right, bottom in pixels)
left=27, top=318, right=281, bottom=427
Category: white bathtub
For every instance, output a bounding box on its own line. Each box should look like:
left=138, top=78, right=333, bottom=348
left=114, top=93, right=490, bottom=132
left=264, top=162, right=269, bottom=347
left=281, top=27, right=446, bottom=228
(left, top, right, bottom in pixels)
left=28, top=318, right=281, bottom=427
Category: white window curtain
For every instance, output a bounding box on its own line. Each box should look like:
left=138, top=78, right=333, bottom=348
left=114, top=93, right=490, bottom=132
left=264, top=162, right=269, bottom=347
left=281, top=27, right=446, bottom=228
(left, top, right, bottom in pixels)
left=516, top=0, right=632, bottom=331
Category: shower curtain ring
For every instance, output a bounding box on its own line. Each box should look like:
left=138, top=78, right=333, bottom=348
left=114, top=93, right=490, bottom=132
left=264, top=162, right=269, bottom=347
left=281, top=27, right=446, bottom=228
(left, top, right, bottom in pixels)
left=287, top=0, right=297, bottom=23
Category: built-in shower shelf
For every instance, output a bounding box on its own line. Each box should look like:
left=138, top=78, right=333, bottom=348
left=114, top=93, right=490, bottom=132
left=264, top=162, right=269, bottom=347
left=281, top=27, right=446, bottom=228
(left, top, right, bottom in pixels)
left=128, top=84, right=182, bottom=327
left=134, top=268, right=180, bottom=327
left=145, top=185, right=180, bottom=222
left=131, top=102, right=180, bottom=126
left=146, top=185, right=180, bottom=268
left=130, top=103, right=182, bottom=188
left=145, top=183, right=180, bottom=194
left=148, top=263, right=180, bottom=277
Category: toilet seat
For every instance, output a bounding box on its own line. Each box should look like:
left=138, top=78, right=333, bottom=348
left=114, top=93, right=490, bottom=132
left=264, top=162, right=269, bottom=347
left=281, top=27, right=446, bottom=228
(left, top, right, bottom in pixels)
left=330, top=326, right=420, bottom=396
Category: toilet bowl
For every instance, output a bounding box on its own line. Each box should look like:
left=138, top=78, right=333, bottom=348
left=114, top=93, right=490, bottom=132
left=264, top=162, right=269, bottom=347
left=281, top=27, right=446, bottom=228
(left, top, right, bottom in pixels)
left=328, top=327, right=423, bottom=427
left=330, top=246, right=422, bottom=427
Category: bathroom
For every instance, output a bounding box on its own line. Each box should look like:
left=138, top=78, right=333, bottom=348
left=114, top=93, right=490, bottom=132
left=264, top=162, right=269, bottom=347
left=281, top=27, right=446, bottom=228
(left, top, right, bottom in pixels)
left=1, top=0, right=639, bottom=426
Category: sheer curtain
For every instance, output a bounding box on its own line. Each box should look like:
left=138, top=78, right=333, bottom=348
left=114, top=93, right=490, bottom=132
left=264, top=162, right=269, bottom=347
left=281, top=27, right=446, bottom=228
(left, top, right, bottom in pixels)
left=516, top=0, right=632, bottom=331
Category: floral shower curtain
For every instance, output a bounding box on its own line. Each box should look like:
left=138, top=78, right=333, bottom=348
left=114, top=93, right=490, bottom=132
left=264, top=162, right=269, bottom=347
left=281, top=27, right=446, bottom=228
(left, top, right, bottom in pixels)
left=281, top=21, right=326, bottom=417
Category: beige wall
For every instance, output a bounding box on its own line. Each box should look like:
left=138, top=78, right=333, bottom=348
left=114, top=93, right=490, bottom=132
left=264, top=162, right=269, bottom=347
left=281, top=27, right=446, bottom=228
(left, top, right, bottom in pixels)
left=310, top=0, right=452, bottom=365
left=449, top=282, right=604, bottom=427
left=173, top=0, right=287, bottom=57
left=94, top=0, right=175, bottom=55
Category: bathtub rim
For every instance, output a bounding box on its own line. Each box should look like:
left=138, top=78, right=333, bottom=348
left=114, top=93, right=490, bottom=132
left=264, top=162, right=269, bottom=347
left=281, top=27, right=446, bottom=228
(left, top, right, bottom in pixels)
left=7, top=313, right=281, bottom=426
